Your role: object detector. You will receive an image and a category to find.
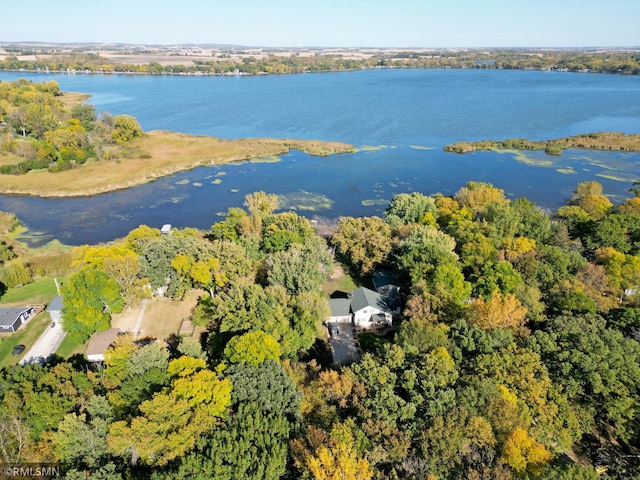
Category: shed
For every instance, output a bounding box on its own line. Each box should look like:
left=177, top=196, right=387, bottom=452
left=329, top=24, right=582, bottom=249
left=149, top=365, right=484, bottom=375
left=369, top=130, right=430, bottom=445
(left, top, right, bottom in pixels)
left=0, top=307, right=36, bottom=333
left=86, top=328, right=121, bottom=362
left=47, top=295, right=63, bottom=325
left=161, top=224, right=172, bottom=235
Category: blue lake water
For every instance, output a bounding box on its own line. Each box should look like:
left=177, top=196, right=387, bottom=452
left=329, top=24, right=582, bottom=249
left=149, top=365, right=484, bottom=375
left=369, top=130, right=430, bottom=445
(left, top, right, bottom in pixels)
left=0, top=69, right=639, bottom=245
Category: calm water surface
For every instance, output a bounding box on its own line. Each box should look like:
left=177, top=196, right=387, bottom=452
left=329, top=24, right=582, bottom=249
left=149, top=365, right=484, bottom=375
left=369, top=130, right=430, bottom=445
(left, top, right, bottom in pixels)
left=0, top=69, right=639, bottom=245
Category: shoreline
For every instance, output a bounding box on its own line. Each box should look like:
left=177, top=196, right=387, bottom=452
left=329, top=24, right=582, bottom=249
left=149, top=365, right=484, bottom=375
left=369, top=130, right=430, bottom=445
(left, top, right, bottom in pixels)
left=0, top=131, right=356, bottom=198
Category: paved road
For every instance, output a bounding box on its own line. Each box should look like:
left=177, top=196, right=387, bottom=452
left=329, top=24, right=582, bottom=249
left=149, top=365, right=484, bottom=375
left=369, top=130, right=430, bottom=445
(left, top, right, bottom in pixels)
left=20, top=318, right=66, bottom=365
left=328, top=323, right=360, bottom=365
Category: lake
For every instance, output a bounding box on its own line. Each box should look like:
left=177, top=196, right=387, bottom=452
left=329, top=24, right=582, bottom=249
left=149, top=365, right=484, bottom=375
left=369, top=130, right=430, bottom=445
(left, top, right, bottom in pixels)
left=1, top=69, right=639, bottom=246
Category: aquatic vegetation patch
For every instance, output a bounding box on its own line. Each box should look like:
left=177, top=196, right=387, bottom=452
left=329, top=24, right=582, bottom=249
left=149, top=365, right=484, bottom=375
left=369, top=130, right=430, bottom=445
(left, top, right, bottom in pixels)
left=192, top=182, right=203, bottom=187
left=596, top=172, right=639, bottom=183
left=359, top=145, right=390, bottom=152
left=409, top=145, right=434, bottom=151
left=556, top=168, right=577, bottom=175
left=496, top=149, right=556, bottom=167
left=211, top=179, right=223, bottom=185
left=175, top=179, right=190, bottom=185
left=247, top=155, right=281, bottom=164
left=278, top=190, right=334, bottom=211
left=230, top=189, right=240, bottom=193
left=361, top=199, right=389, bottom=207
left=215, top=171, right=227, bottom=177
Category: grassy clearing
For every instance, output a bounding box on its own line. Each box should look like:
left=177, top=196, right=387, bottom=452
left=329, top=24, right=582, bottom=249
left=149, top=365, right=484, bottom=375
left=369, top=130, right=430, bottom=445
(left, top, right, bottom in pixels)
left=0, top=277, right=58, bottom=305
left=323, top=263, right=358, bottom=295
left=0, top=312, right=50, bottom=368
left=56, top=334, right=86, bottom=359
left=0, top=131, right=355, bottom=197
left=138, top=290, right=201, bottom=341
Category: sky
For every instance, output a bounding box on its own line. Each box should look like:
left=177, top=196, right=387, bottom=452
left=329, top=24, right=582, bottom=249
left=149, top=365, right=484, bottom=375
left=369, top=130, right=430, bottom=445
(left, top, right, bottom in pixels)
left=3, top=0, right=640, bottom=48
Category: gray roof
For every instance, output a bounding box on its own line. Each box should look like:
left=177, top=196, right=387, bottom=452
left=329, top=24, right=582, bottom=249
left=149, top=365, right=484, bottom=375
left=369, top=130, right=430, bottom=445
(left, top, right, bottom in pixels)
left=350, top=287, right=391, bottom=314
left=47, top=295, right=63, bottom=312
left=0, top=307, right=32, bottom=327
left=329, top=298, right=352, bottom=317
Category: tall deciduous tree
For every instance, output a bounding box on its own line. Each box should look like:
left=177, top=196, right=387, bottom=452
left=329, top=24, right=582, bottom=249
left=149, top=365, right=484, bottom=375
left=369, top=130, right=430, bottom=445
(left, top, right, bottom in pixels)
left=332, top=216, right=391, bottom=275
left=62, top=268, right=124, bottom=343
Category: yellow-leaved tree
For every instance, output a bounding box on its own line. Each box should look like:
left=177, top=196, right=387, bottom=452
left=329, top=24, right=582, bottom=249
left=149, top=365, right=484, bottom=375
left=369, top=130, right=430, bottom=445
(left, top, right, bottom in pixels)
left=467, top=292, right=528, bottom=332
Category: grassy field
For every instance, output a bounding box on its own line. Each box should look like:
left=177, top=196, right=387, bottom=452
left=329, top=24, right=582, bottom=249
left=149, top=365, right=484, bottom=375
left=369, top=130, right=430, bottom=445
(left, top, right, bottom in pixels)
left=323, top=263, right=358, bottom=295
left=0, top=312, right=50, bottom=368
left=0, top=277, right=58, bottom=305
left=0, top=131, right=355, bottom=197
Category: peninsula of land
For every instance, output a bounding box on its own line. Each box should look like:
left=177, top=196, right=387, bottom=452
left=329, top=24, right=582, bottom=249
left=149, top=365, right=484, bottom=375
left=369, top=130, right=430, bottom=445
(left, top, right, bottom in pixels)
left=0, top=131, right=355, bottom=197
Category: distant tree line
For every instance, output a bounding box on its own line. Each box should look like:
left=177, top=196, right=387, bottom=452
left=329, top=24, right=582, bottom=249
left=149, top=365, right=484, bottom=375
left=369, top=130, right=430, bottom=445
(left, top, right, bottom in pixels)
left=1, top=49, right=639, bottom=75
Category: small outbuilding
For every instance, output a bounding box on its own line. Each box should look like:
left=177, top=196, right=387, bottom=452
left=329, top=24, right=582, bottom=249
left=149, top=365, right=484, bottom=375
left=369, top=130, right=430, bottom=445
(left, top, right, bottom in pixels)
left=161, top=224, right=172, bottom=235
left=0, top=307, right=36, bottom=333
left=86, top=328, right=121, bottom=362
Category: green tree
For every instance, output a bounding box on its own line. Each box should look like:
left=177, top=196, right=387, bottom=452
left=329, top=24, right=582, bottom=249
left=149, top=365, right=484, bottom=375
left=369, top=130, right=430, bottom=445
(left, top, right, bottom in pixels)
left=111, top=114, right=142, bottom=143
left=224, top=331, right=281, bottom=366
left=62, top=268, right=124, bottom=343
left=394, top=225, right=458, bottom=283
left=332, top=216, right=391, bottom=274
left=528, top=313, right=640, bottom=442
left=384, top=192, right=438, bottom=226
left=167, top=360, right=300, bottom=480
left=266, top=236, right=332, bottom=295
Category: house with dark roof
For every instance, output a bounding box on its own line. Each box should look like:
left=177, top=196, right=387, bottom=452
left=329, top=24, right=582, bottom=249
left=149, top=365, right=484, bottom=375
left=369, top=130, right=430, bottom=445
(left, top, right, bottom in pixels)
left=372, top=269, right=402, bottom=314
left=0, top=306, right=36, bottom=333
left=327, top=286, right=393, bottom=328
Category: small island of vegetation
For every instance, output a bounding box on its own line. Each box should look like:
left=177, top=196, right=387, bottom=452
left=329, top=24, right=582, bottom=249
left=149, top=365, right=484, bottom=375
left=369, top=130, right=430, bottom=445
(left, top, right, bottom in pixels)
left=444, top=132, right=640, bottom=156
left=0, top=79, right=354, bottom=197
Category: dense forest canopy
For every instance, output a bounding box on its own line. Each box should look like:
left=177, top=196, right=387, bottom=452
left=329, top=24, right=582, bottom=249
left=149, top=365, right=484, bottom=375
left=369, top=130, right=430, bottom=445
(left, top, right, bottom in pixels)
left=1, top=176, right=640, bottom=478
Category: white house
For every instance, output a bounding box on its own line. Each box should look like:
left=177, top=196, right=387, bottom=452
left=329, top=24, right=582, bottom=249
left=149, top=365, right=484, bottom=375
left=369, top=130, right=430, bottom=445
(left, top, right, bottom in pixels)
left=350, top=287, right=393, bottom=328
left=326, top=287, right=393, bottom=329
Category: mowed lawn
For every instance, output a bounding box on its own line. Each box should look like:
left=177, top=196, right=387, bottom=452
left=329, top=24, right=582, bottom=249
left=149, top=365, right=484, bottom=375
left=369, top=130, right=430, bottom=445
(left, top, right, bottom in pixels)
left=0, top=277, right=58, bottom=306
